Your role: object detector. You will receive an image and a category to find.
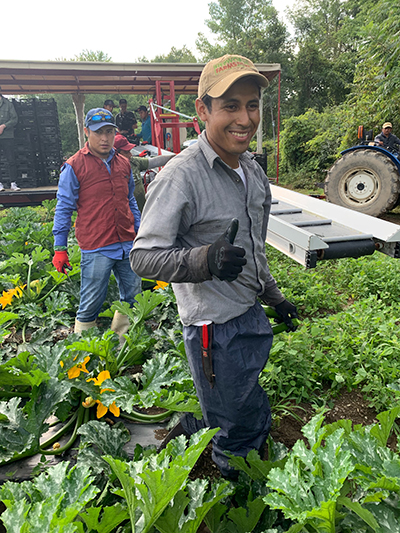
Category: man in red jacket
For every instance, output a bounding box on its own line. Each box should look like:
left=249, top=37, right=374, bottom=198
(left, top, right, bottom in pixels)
left=52, top=108, right=142, bottom=334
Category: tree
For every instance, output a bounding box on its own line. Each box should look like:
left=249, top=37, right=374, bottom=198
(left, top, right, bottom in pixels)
left=288, top=0, right=369, bottom=114
left=195, top=0, right=294, bottom=142
left=152, top=46, right=197, bottom=63
left=196, top=0, right=292, bottom=64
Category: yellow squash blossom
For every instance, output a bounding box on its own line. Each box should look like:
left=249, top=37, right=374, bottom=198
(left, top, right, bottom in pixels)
left=0, top=285, right=26, bottom=308
left=67, top=356, right=90, bottom=379
left=82, top=396, right=96, bottom=408
left=0, top=290, right=13, bottom=309
left=154, top=280, right=168, bottom=290
left=87, top=370, right=120, bottom=419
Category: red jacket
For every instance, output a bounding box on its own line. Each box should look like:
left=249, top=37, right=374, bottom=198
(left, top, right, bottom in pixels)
left=67, top=144, right=136, bottom=250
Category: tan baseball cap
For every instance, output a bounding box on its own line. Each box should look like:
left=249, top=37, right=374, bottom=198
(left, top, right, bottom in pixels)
left=383, top=122, right=393, bottom=129
left=198, top=54, right=269, bottom=99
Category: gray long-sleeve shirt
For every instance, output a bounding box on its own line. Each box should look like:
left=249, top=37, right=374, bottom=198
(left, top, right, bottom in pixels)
left=130, top=131, right=284, bottom=326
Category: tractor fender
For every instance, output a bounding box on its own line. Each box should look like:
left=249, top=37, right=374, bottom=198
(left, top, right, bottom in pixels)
left=341, top=145, right=400, bottom=173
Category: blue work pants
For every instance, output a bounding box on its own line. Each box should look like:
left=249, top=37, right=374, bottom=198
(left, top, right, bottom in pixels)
left=77, top=251, right=142, bottom=322
left=181, top=302, right=273, bottom=477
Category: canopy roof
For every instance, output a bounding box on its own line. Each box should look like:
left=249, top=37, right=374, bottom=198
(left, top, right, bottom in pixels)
left=0, top=59, right=281, bottom=96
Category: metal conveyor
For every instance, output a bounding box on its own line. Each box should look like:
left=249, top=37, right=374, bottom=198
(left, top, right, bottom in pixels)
left=267, top=185, right=400, bottom=268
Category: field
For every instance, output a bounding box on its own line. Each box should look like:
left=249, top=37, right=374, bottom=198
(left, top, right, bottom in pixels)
left=1, top=201, right=400, bottom=532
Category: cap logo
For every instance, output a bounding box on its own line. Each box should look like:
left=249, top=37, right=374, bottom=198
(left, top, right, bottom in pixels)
left=213, top=56, right=254, bottom=75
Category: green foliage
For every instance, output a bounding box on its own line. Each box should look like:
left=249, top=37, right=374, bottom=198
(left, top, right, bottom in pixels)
left=281, top=0, right=400, bottom=185
left=279, top=107, right=346, bottom=187
left=355, top=0, right=400, bottom=128
left=104, top=428, right=229, bottom=533
left=0, top=462, right=100, bottom=532
left=287, top=0, right=365, bottom=114
left=151, top=45, right=198, bottom=63
left=195, top=0, right=293, bottom=140
left=263, top=409, right=400, bottom=532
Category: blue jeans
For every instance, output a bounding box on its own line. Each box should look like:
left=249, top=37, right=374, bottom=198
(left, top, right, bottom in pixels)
left=181, top=302, right=273, bottom=477
left=77, top=251, right=142, bottom=322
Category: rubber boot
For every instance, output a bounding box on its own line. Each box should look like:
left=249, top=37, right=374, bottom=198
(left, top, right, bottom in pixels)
left=111, top=310, right=130, bottom=343
left=74, top=318, right=97, bottom=334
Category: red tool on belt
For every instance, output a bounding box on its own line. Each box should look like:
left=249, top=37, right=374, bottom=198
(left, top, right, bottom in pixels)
left=201, top=323, right=215, bottom=388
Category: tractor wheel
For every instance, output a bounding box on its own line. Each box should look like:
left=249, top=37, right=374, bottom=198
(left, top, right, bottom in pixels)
left=324, top=149, right=400, bottom=217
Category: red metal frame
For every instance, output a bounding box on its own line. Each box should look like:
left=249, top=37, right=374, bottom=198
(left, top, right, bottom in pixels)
left=276, top=70, right=281, bottom=183
left=149, top=80, right=200, bottom=154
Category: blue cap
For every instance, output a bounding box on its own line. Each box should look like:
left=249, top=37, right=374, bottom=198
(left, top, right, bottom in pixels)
left=84, top=108, right=117, bottom=131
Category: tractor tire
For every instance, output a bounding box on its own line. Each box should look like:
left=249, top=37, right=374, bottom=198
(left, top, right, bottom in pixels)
left=324, top=149, right=400, bottom=217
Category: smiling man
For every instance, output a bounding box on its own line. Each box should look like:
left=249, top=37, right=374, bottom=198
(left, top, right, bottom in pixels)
left=52, top=108, right=141, bottom=336
left=130, top=55, right=298, bottom=478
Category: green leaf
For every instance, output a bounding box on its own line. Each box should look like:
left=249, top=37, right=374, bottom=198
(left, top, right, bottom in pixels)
left=79, top=503, right=129, bottom=533
left=153, top=489, right=190, bottom=533
left=67, top=330, right=119, bottom=362
left=227, top=496, right=268, bottom=533
left=78, top=419, right=130, bottom=456
left=337, top=496, right=379, bottom=531
left=0, top=379, right=73, bottom=464
left=0, top=462, right=99, bottom=531
left=105, top=428, right=218, bottom=533
left=103, top=457, right=139, bottom=533
left=305, top=499, right=336, bottom=533
left=370, top=406, right=400, bottom=448
left=95, top=376, right=139, bottom=413
left=0, top=397, right=35, bottom=462
left=227, top=448, right=285, bottom=481
left=0, top=351, right=50, bottom=388
left=0, top=311, right=19, bottom=325
left=154, top=389, right=202, bottom=418
left=139, top=353, right=193, bottom=407
left=111, top=289, right=166, bottom=325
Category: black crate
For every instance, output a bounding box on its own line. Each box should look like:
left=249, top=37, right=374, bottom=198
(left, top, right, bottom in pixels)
left=9, top=99, right=63, bottom=187
left=37, top=125, right=60, bottom=136
left=35, top=98, right=57, bottom=107
left=37, top=117, right=60, bottom=128
left=17, top=116, right=36, bottom=127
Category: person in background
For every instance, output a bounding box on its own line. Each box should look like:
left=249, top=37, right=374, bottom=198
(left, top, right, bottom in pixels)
left=374, top=122, right=400, bottom=153
left=116, top=99, right=136, bottom=139
left=114, top=133, right=175, bottom=212
left=103, top=99, right=117, bottom=113
left=0, top=89, right=20, bottom=192
left=136, top=105, right=152, bottom=144
left=130, top=55, right=298, bottom=479
left=52, top=108, right=142, bottom=339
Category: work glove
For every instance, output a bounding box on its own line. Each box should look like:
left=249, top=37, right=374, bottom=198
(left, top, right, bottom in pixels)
left=52, top=250, right=71, bottom=274
left=274, top=299, right=299, bottom=332
left=207, top=218, right=247, bottom=282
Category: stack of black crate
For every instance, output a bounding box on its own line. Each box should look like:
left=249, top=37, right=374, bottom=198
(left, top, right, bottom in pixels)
left=34, top=99, right=63, bottom=186
left=8, top=98, right=63, bottom=189
left=12, top=99, right=42, bottom=188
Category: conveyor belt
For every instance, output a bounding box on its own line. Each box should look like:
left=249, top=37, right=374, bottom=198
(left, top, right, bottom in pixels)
left=267, top=185, right=400, bottom=268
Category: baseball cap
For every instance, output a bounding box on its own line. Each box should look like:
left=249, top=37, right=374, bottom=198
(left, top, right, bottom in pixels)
left=103, top=99, right=116, bottom=108
left=383, top=122, right=393, bottom=129
left=119, top=98, right=127, bottom=104
left=114, top=134, right=136, bottom=151
left=198, top=54, right=269, bottom=99
left=84, top=108, right=117, bottom=131
left=136, top=105, right=147, bottom=113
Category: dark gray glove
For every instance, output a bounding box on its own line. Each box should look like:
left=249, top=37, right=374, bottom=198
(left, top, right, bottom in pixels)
left=275, top=299, right=299, bottom=331
left=207, top=218, right=247, bottom=282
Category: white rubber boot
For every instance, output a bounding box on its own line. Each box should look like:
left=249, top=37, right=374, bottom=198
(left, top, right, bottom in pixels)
left=74, top=318, right=97, bottom=334
left=111, top=310, right=130, bottom=342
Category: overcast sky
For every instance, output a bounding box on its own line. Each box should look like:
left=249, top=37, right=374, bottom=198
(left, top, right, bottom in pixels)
left=2, top=0, right=294, bottom=63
